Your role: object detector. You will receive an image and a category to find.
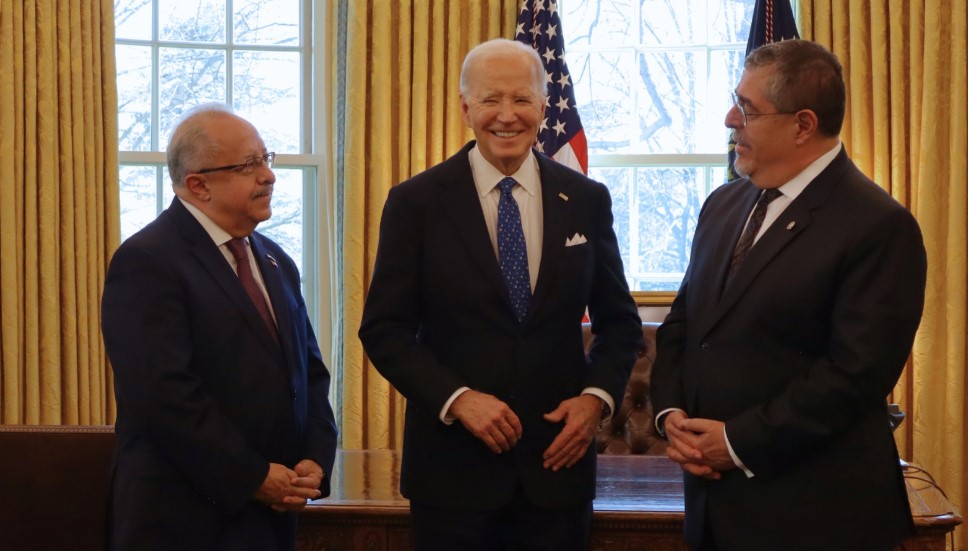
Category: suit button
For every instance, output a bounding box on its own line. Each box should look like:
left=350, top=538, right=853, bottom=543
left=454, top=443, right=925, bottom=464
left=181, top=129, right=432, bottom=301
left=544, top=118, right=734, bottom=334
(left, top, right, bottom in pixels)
left=292, top=389, right=298, bottom=400
left=700, top=342, right=710, bottom=350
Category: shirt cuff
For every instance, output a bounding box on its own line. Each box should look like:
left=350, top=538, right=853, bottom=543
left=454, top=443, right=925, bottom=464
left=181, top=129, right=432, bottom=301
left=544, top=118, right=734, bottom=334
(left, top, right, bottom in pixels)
left=654, top=407, right=686, bottom=437
left=723, top=426, right=754, bottom=478
left=439, top=387, right=471, bottom=424
left=581, top=387, right=614, bottom=423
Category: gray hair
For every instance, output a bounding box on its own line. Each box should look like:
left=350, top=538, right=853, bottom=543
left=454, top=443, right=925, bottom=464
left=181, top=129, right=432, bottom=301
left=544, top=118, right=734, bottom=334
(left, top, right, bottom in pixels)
left=745, top=40, right=846, bottom=137
left=459, top=38, right=546, bottom=100
left=166, top=103, right=235, bottom=187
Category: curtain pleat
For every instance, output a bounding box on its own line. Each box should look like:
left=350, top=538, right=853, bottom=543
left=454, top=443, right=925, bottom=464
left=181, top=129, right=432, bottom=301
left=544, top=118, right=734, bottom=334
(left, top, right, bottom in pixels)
left=800, top=2, right=968, bottom=547
left=0, top=0, right=118, bottom=425
left=339, top=0, right=518, bottom=450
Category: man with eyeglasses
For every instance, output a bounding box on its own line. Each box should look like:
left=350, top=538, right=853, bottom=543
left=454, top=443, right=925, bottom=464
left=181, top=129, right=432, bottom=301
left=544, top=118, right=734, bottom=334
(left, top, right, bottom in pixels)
left=651, top=40, right=926, bottom=550
left=102, top=104, right=337, bottom=550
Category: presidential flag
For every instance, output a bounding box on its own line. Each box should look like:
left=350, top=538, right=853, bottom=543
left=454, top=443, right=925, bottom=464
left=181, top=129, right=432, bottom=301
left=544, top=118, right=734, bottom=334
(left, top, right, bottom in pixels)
left=726, top=0, right=800, bottom=181
left=515, top=0, right=588, bottom=174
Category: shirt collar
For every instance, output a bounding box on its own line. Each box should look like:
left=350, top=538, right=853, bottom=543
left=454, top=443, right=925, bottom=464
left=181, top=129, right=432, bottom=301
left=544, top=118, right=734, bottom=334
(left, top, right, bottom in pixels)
left=469, top=145, right=541, bottom=199
left=177, top=196, right=237, bottom=247
left=776, top=141, right=843, bottom=200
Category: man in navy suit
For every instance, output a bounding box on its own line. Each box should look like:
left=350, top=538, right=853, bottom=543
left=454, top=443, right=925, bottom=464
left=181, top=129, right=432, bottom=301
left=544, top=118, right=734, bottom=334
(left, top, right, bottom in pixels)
left=102, top=105, right=337, bottom=550
left=651, top=40, right=927, bottom=550
left=359, top=39, right=642, bottom=550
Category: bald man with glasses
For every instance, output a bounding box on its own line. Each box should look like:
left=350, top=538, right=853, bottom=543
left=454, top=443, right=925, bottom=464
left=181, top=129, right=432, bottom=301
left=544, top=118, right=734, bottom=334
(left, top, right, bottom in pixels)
left=102, top=104, right=337, bottom=551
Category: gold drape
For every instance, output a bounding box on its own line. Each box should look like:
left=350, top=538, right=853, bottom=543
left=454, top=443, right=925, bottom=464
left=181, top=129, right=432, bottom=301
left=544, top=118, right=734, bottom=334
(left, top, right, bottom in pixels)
left=339, top=0, right=518, bottom=450
left=0, top=0, right=118, bottom=424
left=800, top=1, right=968, bottom=545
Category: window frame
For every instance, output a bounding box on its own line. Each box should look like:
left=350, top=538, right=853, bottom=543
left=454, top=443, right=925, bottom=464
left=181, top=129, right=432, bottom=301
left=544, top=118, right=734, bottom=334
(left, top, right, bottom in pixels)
left=114, top=0, right=337, bottom=363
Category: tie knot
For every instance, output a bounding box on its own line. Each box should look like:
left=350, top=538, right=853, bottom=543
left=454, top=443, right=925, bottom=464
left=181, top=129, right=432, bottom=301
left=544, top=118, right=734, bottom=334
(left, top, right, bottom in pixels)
left=760, top=188, right=782, bottom=204
left=226, top=238, right=248, bottom=262
left=498, top=177, right=517, bottom=194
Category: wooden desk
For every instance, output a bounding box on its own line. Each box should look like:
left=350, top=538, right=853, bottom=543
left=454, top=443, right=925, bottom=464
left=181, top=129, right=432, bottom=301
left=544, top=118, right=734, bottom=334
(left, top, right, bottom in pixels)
left=297, top=450, right=960, bottom=551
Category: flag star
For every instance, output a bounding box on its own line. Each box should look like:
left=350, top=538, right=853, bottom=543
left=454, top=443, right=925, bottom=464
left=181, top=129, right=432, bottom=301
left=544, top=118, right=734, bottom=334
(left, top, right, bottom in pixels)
left=546, top=24, right=558, bottom=40
left=544, top=70, right=553, bottom=85
left=544, top=95, right=551, bottom=107
left=540, top=117, right=548, bottom=131
left=534, top=0, right=546, bottom=13
left=553, top=119, right=567, bottom=135
left=542, top=47, right=556, bottom=63
left=519, top=1, right=529, bottom=14
left=536, top=140, right=545, bottom=152
left=557, top=72, right=571, bottom=90
left=530, top=24, right=542, bottom=40
left=516, top=22, right=525, bottom=36
left=556, top=96, right=570, bottom=111
left=548, top=0, right=558, bottom=17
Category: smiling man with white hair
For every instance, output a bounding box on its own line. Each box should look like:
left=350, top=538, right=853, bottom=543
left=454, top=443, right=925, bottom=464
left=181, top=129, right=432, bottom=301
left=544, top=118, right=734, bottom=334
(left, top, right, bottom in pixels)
left=360, top=39, right=643, bottom=550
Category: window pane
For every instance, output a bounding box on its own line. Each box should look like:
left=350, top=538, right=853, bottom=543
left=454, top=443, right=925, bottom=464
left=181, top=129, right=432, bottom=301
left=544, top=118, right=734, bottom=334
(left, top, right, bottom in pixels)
left=569, top=51, right=634, bottom=154
left=115, top=0, right=152, bottom=41
left=257, top=168, right=305, bottom=271
left=635, top=50, right=703, bottom=153
left=116, top=45, right=153, bottom=151
left=640, top=0, right=706, bottom=45
left=119, top=165, right=162, bottom=241
left=562, top=0, right=636, bottom=47
left=591, top=167, right=633, bottom=276
left=159, top=0, right=226, bottom=43
left=159, top=47, right=227, bottom=140
left=234, top=0, right=300, bottom=46
left=233, top=51, right=301, bottom=153
left=708, top=0, right=756, bottom=43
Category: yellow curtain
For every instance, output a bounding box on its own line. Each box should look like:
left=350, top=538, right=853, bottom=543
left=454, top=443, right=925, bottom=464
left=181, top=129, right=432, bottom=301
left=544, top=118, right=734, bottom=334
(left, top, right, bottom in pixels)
left=340, top=0, right=519, bottom=450
left=0, top=0, right=119, bottom=424
left=800, top=0, right=968, bottom=545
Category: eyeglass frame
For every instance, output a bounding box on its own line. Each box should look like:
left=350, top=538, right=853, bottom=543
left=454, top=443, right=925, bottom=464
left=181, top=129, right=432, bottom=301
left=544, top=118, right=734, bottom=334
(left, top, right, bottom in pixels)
left=194, top=152, right=276, bottom=175
left=731, top=93, right=798, bottom=127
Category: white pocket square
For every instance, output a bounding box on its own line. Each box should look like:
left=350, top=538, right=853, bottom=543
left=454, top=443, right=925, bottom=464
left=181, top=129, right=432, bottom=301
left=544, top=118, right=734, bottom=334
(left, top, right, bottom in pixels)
left=565, top=233, right=587, bottom=247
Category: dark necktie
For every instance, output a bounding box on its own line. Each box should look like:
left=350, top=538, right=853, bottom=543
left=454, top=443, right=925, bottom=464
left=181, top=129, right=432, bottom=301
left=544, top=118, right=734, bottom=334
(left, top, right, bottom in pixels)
left=724, top=188, right=783, bottom=288
left=497, top=177, right=532, bottom=322
left=226, top=238, right=280, bottom=342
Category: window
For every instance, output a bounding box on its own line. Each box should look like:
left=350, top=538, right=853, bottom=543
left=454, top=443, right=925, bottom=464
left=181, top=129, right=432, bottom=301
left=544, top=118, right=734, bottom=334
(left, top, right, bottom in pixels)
left=560, top=0, right=761, bottom=299
left=114, top=0, right=331, bottom=326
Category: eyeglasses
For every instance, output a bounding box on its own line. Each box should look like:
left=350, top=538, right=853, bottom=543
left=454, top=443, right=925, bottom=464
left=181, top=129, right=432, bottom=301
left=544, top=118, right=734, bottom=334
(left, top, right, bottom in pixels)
left=731, top=93, right=797, bottom=127
left=195, top=152, right=276, bottom=175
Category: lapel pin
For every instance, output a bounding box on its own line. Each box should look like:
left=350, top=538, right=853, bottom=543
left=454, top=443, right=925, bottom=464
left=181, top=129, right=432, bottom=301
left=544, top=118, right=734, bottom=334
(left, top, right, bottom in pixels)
left=786, top=221, right=796, bottom=230
left=559, top=192, right=569, bottom=201
left=266, top=253, right=278, bottom=267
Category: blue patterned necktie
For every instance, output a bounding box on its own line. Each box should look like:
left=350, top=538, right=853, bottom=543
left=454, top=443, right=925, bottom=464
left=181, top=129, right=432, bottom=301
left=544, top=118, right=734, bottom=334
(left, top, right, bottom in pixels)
left=497, top=177, right=532, bottom=322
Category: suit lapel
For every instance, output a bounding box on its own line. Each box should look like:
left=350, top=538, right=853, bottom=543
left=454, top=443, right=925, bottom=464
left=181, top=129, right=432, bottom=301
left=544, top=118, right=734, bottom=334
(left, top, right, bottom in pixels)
left=702, top=151, right=848, bottom=335
left=529, top=155, right=573, bottom=317
left=169, top=199, right=282, bottom=355
left=438, top=143, right=517, bottom=313
left=249, top=234, right=294, bottom=360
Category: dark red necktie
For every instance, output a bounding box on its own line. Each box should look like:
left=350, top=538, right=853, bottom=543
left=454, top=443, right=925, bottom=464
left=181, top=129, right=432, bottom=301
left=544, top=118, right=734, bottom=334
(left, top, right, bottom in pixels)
left=226, top=238, right=279, bottom=343
left=724, top=188, right=782, bottom=288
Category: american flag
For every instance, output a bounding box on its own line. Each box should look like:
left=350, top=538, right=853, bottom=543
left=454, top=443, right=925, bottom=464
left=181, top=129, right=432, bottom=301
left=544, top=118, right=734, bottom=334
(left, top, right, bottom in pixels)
left=515, top=0, right=588, bottom=174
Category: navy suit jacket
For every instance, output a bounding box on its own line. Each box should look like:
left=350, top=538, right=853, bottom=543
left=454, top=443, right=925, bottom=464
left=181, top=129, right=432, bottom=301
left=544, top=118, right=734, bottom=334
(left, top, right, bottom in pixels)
left=359, top=142, right=643, bottom=509
left=102, top=198, right=337, bottom=550
left=651, top=148, right=926, bottom=550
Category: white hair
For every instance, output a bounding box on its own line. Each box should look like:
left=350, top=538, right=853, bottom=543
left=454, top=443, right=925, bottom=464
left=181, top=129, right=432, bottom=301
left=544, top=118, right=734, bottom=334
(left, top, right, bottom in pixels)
left=459, top=38, right=546, bottom=99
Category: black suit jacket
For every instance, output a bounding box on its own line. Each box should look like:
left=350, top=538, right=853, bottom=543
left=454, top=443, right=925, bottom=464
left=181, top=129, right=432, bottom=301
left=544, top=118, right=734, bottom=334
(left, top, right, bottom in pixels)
left=651, top=148, right=927, bottom=550
left=102, top=198, right=338, bottom=550
left=359, top=142, right=643, bottom=509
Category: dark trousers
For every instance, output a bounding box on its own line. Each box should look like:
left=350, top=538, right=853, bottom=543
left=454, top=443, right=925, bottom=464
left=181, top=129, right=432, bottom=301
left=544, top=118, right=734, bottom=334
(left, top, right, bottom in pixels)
left=409, top=486, right=592, bottom=551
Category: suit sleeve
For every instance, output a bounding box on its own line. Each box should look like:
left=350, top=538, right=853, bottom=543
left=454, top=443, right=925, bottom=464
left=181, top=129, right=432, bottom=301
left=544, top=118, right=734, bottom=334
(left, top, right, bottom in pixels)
left=102, top=244, right=268, bottom=513
left=727, top=206, right=927, bottom=476
left=583, top=183, right=645, bottom=405
left=358, top=185, right=469, bottom=414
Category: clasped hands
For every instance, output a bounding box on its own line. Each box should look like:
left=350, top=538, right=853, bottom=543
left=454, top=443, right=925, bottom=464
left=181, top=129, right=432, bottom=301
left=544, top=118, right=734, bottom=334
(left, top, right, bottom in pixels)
left=449, top=390, right=601, bottom=472
left=254, top=459, right=324, bottom=512
left=663, top=410, right=736, bottom=479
